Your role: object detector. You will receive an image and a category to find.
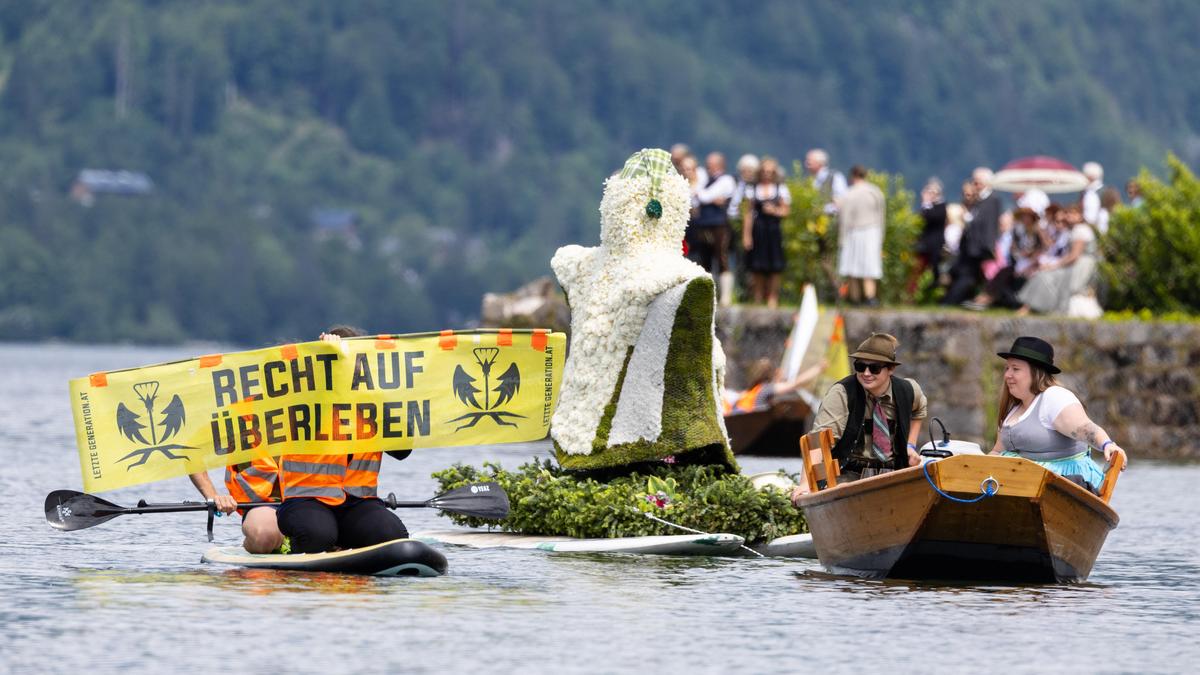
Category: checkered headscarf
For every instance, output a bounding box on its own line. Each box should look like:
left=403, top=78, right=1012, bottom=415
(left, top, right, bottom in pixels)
left=618, top=148, right=675, bottom=217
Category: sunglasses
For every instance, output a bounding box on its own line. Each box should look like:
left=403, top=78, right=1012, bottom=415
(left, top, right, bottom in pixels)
left=853, top=361, right=887, bottom=375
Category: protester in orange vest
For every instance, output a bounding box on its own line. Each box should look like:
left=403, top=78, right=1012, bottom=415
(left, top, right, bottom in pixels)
left=274, top=326, right=412, bottom=554
left=722, top=357, right=827, bottom=415
left=188, top=455, right=283, bottom=554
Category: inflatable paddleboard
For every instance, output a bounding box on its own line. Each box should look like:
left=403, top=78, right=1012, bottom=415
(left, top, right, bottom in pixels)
left=742, top=472, right=817, bottom=558
left=746, top=470, right=797, bottom=491
left=780, top=283, right=820, bottom=381
left=201, top=538, right=448, bottom=577
left=752, top=533, right=817, bottom=558
left=414, top=529, right=745, bottom=555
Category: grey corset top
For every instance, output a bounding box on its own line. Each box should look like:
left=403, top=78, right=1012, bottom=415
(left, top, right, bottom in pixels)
left=999, top=393, right=1086, bottom=461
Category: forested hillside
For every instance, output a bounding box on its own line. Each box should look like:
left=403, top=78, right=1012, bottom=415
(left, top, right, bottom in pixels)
left=1, top=1, right=1196, bottom=343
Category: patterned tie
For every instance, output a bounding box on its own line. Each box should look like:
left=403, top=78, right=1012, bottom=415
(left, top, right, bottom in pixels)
left=871, top=399, right=893, bottom=462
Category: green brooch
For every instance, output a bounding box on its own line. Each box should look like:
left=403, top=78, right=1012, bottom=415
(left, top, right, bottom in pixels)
left=645, top=199, right=662, bottom=219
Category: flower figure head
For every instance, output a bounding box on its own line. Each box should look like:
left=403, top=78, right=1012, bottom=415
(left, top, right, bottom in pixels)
left=599, top=148, right=690, bottom=255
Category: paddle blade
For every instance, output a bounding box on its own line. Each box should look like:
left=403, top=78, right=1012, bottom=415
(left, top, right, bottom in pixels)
left=45, top=490, right=125, bottom=531
left=427, top=482, right=510, bottom=520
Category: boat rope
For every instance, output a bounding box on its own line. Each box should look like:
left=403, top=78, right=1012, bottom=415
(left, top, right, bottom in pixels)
left=631, top=507, right=765, bottom=558
left=922, top=461, right=999, bottom=503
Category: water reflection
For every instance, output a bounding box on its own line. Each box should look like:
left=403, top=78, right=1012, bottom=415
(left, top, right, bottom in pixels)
left=69, top=567, right=383, bottom=598
left=792, top=569, right=1106, bottom=595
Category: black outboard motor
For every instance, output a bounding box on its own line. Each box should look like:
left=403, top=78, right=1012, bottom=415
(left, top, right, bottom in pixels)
left=918, top=417, right=984, bottom=462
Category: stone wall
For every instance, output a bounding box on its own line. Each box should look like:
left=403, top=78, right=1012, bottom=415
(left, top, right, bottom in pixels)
left=482, top=278, right=1200, bottom=460
left=717, top=307, right=1200, bottom=460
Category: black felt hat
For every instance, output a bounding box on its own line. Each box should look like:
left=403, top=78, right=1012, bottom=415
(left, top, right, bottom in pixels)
left=997, top=336, right=1061, bottom=374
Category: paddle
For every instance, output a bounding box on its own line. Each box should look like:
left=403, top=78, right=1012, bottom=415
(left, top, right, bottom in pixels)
left=45, top=482, right=510, bottom=540
left=386, top=482, right=510, bottom=520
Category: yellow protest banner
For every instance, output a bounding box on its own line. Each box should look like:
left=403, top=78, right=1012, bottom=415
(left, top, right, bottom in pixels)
left=71, top=329, right=565, bottom=492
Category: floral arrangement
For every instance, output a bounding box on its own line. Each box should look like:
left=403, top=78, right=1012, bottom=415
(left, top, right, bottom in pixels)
left=432, top=460, right=806, bottom=542
left=550, top=149, right=732, bottom=469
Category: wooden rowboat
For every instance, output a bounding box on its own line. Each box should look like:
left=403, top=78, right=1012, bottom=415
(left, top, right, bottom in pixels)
left=793, top=429, right=1123, bottom=583
left=724, top=398, right=811, bottom=456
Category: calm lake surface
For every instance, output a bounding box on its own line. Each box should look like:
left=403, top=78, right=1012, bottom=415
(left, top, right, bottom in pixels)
left=1, top=343, right=1197, bottom=674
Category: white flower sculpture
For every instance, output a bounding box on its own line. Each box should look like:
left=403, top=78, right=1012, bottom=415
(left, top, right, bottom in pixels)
left=551, top=149, right=728, bottom=462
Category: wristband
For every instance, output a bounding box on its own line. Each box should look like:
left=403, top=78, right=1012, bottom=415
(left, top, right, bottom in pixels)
left=907, top=443, right=917, bottom=452
left=1100, top=440, right=1114, bottom=452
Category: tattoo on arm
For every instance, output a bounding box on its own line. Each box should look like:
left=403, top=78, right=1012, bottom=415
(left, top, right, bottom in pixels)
left=1071, top=423, right=1102, bottom=447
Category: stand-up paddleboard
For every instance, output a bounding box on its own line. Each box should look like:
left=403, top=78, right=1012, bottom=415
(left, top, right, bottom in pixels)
left=780, top=284, right=820, bottom=381
left=414, top=530, right=745, bottom=555
left=778, top=283, right=829, bottom=410
left=202, top=538, right=448, bottom=577
left=751, top=533, right=817, bottom=558
left=416, top=529, right=817, bottom=558
left=742, top=471, right=817, bottom=558
left=746, top=470, right=796, bottom=491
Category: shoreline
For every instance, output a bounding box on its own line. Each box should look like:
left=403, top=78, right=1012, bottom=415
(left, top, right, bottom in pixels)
left=717, top=305, right=1200, bottom=461
left=10, top=302, right=1197, bottom=461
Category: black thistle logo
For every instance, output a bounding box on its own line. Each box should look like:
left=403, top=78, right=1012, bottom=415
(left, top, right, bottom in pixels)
left=449, top=348, right=525, bottom=430
left=114, top=381, right=195, bottom=468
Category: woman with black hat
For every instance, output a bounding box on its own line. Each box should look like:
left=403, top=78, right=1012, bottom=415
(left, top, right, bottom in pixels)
left=990, top=336, right=1128, bottom=492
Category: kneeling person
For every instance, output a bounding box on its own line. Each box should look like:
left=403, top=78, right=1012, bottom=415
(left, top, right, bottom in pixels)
left=189, top=455, right=284, bottom=554
left=276, top=326, right=411, bottom=554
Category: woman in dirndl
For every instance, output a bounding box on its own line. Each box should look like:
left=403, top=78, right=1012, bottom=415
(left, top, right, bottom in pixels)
left=742, top=157, right=791, bottom=308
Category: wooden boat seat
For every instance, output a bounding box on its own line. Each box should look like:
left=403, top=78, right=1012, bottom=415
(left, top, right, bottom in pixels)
left=799, top=427, right=839, bottom=493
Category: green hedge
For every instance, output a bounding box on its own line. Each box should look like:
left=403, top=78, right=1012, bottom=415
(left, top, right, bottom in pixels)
left=432, top=460, right=806, bottom=543
left=1100, top=155, right=1200, bottom=315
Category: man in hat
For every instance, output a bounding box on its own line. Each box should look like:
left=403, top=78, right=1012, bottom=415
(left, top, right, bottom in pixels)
left=794, top=333, right=927, bottom=496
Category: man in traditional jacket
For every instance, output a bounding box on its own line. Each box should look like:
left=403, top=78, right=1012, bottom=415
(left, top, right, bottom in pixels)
left=806, top=148, right=847, bottom=216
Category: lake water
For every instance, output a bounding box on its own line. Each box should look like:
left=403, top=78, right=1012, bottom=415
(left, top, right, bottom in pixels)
left=1, top=343, right=1197, bottom=674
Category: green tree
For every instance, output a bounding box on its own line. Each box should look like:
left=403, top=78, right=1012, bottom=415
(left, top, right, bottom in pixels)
left=1100, top=155, right=1200, bottom=314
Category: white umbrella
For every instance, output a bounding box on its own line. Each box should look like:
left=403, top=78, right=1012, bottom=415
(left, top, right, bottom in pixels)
left=991, top=156, right=1089, bottom=194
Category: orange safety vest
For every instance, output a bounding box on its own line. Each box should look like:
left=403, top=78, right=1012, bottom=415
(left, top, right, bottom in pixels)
left=224, top=455, right=281, bottom=504
left=279, top=452, right=383, bottom=506
left=724, top=383, right=767, bottom=415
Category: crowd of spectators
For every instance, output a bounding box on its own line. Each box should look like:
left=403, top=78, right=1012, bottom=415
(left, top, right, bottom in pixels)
left=930, top=161, right=1127, bottom=318
left=673, top=144, right=851, bottom=309
left=670, top=142, right=1131, bottom=319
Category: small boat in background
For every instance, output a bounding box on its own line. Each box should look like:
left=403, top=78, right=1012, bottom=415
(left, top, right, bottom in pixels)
left=725, top=397, right=811, bottom=455
left=794, top=429, right=1123, bottom=583
left=725, top=284, right=847, bottom=456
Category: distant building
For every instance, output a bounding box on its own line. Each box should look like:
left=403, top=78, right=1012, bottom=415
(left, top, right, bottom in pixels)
left=311, top=207, right=361, bottom=249
left=70, top=169, right=154, bottom=206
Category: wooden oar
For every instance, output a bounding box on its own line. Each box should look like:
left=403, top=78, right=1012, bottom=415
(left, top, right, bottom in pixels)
left=45, top=482, right=509, bottom=540
left=1098, top=452, right=1125, bottom=504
